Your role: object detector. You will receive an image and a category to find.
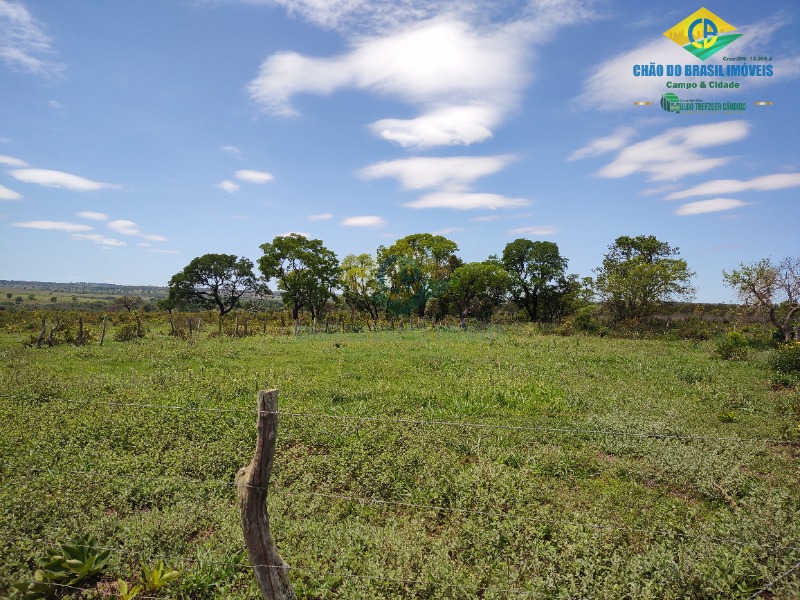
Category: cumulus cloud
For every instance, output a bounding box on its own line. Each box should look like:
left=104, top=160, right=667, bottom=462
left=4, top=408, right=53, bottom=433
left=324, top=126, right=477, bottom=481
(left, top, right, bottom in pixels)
left=404, top=192, right=529, bottom=210
left=675, top=198, right=747, bottom=216
left=0, top=1, right=64, bottom=76
left=8, top=168, right=120, bottom=191
left=76, top=211, right=108, bottom=221
left=359, top=155, right=514, bottom=191
left=308, top=213, right=333, bottom=221
left=278, top=231, right=311, bottom=238
left=13, top=220, right=92, bottom=232
left=216, top=180, right=240, bottom=193
left=0, top=184, right=22, bottom=200
left=248, top=17, right=534, bottom=148
left=235, top=169, right=274, bottom=184
left=369, top=104, right=500, bottom=148
left=509, top=226, right=557, bottom=236
left=70, top=233, right=126, bottom=247
left=341, top=215, right=386, bottom=227
left=0, top=154, right=27, bottom=166
left=667, top=173, right=800, bottom=200
left=582, top=121, right=749, bottom=181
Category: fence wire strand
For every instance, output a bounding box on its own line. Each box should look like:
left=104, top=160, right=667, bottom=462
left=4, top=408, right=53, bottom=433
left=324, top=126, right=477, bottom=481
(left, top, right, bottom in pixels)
left=1, top=393, right=796, bottom=446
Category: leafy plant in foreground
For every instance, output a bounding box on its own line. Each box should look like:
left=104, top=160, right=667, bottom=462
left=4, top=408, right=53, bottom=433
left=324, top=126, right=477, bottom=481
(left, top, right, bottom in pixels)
left=117, top=579, right=142, bottom=600
left=13, top=535, right=111, bottom=599
left=140, top=560, right=180, bottom=593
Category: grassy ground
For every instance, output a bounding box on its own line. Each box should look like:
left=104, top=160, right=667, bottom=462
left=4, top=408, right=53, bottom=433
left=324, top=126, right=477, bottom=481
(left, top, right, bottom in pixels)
left=1, top=325, right=798, bottom=598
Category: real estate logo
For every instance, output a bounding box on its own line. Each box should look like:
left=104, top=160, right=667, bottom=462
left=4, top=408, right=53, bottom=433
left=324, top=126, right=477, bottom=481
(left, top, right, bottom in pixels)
left=663, top=7, right=741, bottom=61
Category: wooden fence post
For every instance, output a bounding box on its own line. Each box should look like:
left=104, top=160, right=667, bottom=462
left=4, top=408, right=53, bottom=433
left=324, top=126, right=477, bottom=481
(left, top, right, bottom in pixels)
left=237, top=390, right=295, bottom=600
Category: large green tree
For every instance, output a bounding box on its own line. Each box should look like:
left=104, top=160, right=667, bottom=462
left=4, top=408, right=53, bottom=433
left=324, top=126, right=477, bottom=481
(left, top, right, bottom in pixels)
left=377, top=233, right=460, bottom=317
left=723, top=257, right=799, bottom=341
left=593, top=235, right=694, bottom=321
left=446, top=261, right=511, bottom=328
left=502, top=239, right=568, bottom=322
left=258, top=234, right=340, bottom=325
left=340, top=253, right=384, bottom=327
left=168, top=254, right=262, bottom=316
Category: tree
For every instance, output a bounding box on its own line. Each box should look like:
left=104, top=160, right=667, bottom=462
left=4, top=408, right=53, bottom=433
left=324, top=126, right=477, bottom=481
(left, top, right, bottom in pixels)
left=502, top=239, right=568, bottom=322
left=340, top=253, right=384, bottom=328
left=723, top=257, right=800, bottom=341
left=377, top=233, right=459, bottom=317
left=258, top=234, right=340, bottom=328
left=593, top=235, right=695, bottom=321
left=113, top=294, right=143, bottom=313
left=168, top=254, right=262, bottom=316
left=446, top=261, right=511, bottom=328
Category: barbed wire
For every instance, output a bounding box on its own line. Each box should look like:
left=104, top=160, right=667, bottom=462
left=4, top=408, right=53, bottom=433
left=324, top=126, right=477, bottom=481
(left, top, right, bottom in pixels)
left=1, top=393, right=796, bottom=446
left=5, top=465, right=799, bottom=554
left=747, top=559, right=800, bottom=599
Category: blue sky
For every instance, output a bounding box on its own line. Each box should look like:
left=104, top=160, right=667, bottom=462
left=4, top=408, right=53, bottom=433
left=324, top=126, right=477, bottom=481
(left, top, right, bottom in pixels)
left=0, top=0, right=798, bottom=302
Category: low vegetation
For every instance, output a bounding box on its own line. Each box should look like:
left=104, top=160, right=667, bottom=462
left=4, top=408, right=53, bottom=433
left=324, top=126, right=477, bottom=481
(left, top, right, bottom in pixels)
left=1, top=312, right=798, bottom=598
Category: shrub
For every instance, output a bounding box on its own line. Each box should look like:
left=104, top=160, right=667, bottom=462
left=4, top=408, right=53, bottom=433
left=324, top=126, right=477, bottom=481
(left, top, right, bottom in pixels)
left=114, top=322, right=145, bottom=342
left=770, top=342, right=800, bottom=374
left=769, top=342, right=800, bottom=389
left=714, top=331, right=748, bottom=361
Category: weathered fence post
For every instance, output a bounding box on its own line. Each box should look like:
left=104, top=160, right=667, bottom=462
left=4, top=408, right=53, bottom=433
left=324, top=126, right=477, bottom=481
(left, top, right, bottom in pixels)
left=100, top=316, right=107, bottom=345
left=237, top=390, right=295, bottom=600
left=36, top=317, right=46, bottom=348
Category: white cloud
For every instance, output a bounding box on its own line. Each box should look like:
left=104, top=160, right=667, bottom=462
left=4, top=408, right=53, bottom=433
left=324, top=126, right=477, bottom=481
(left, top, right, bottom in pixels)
left=509, top=226, right=557, bottom=236
left=568, top=127, right=636, bottom=161
left=235, top=169, right=274, bottom=184
left=248, top=17, right=529, bottom=148
left=359, top=155, right=513, bottom=191
left=308, top=213, right=333, bottom=221
left=0, top=154, right=27, bottom=166
left=370, top=104, right=499, bottom=148
left=107, top=219, right=167, bottom=241
left=76, top=211, right=108, bottom=221
left=341, top=215, right=386, bottom=227
left=216, top=180, right=240, bottom=193
left=432, top=227, right=463, bottom=235
left=8, top=168, right=120, bottom=191
left=149, top=249, right=179, bottom=255
left=221, top=145, right=242, bottom=157
left=404, top=192, right=529, bottom=210
left=667, top=173, right=800, bottom=200
left=278, top=231, right=311, bottom=238
left=0, top=184, right=22, bottom=200
left=70, top=233, right=126, bottom=247
left=0, top=1, right=64, bottom=77
left=13, top=220, right=93, bottom=232
left=593, top=121, right=749, bottom=181
left=675, top=198, right=747, bottom=216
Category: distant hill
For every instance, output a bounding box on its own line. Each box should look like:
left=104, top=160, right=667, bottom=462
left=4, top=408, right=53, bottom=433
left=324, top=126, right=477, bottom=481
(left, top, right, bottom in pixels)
left=0, top=280, right=168, bottom=298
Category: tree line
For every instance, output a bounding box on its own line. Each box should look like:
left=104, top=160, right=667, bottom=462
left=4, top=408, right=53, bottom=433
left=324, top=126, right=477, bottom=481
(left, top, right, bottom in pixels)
left=164, top=232, right=799, bottom=340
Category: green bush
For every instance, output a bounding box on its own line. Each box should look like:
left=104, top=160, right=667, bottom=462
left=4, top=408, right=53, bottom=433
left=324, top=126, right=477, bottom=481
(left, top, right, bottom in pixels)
left=769, top=342, right=800, bottom=389
left=714, top=331, right=748, bottom=361
left=771, top=342, right=800, bottom=374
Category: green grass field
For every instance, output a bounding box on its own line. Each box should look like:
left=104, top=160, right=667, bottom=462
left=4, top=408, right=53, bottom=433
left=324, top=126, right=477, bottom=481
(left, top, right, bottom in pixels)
left=1, top=324, right=798, bottom=598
